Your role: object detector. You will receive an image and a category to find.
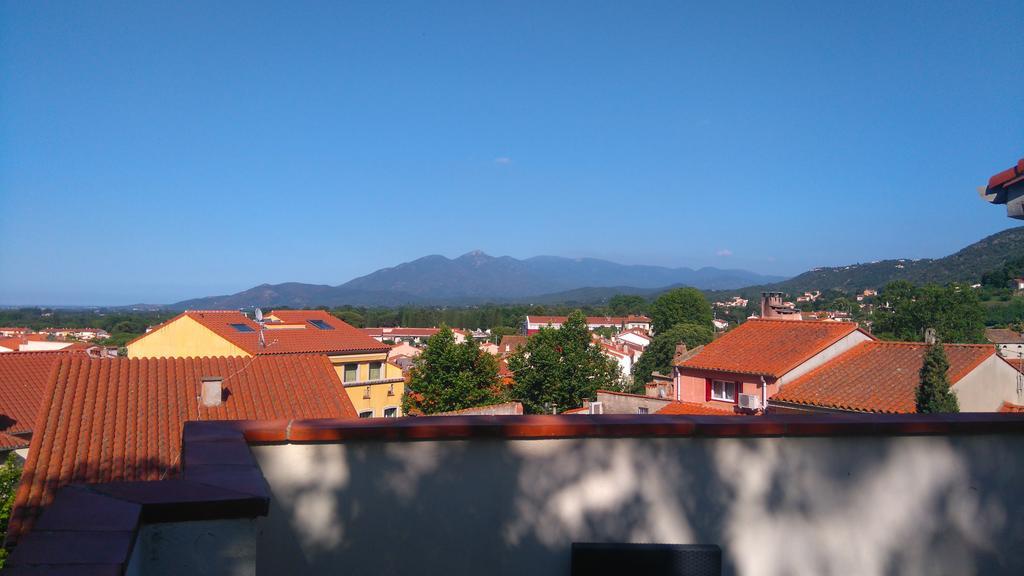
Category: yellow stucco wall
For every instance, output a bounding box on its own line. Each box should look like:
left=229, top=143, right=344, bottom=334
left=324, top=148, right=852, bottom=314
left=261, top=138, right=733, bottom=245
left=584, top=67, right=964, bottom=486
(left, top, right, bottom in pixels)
left=333, top=355, right=405, bottom=417
left=127, top=315, right=249, bottom=358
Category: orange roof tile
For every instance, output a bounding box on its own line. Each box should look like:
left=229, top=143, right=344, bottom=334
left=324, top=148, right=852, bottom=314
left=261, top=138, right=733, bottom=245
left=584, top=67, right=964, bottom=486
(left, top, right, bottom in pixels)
left=0, top=352, right=68, bottom=435
left=7, top=354, right=358, bottom=544
left=678, top=319, right=868, bottom=378
left=0, top=430, right=28, bottom=450
left=657, top=401, right=739, bottom=416
left=772, top=342, right=996, bottom=414
left=999, top=401, right=1024, bottom=413
left=139, top=310, right=389, bottom=356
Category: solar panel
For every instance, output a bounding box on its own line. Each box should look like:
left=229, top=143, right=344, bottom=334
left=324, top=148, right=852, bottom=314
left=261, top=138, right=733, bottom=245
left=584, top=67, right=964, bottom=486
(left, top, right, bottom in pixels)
left=230, top=323, right=255, bottom=332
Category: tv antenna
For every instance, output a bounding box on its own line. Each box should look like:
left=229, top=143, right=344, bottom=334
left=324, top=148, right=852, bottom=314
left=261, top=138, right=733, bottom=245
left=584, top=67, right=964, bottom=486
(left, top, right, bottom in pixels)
left=254, top=308, right=266, bottom=349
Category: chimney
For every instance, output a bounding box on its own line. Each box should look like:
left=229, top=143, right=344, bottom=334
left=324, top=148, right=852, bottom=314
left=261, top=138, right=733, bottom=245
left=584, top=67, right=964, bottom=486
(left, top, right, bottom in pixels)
left=201, top=377, right=223, bottom=407
left=761, top=292, right=782, bottom=318
left=924, top=328, right=937, bottom=345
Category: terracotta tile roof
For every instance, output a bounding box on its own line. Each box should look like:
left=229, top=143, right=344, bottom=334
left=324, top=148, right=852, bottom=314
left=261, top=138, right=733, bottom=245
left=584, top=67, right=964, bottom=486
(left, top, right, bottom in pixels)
left=1000, top=401, right=1024, bottom=413
left=987, top=158, right=1024, bottom=191
left=985, top=328, right=1024, bottom=345
left=7, top=354, right=357, bottom=544
left=657, top=401, right=739, bottom=416
left=363, top=327, right=441, bottom=338
left=498, top=335, right=527, bottom=355
left=140, top=310, right=389, bottom=356
left=1004, top=358, right=1024, bottom=374
left=0, top=430, right=28, bottom=450
left=0, top=352, right=68, bottom=435
left=772, top=342, right=996, bottom=414
left=678, top=319, right=868, bottom=378
left=526, top=315, right=650, bottom=326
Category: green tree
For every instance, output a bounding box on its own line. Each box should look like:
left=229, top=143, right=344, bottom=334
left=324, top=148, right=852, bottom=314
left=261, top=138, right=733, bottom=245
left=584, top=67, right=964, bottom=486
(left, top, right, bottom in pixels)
left=630, top=322, right=715, bottom=393
left=873, top=282, right=985, bottom=343
left=608, top=294, right=647, bottom=316
left=402, top=326, right=504, bottom=415
left=916, top=343, right=960, bottom=413
left=508, top=311, right=621, bottom=413
left=0, top=453, right=23, bottom=569
left=649, top=288, right=714, bottom=334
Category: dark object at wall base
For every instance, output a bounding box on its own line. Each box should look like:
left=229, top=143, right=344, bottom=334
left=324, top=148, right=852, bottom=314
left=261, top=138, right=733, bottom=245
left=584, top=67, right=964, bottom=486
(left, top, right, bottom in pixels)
left=571, top=543, right=722, bottom=576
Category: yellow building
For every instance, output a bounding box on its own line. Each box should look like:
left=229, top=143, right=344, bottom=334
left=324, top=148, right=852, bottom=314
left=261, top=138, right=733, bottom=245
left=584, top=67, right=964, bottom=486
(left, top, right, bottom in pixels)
left=127, top=309, right=406, bottom=417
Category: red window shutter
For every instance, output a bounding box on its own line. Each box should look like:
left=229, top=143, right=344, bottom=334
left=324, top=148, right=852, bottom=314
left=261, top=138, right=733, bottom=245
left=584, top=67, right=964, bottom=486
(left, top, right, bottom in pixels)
left=705, top=378, right=712, bottom=402
left=733, top=382, right=739, bottom=405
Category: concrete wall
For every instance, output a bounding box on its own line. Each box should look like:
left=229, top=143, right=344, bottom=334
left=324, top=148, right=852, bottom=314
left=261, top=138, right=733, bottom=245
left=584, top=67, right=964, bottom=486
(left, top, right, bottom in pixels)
left=251, top=433, right=1024, bottom=576
left=126, top=518, right=259, bottom=576
left=954, top=355, right=1024, bottom=411
left=594, top=391, right=671, bottom=414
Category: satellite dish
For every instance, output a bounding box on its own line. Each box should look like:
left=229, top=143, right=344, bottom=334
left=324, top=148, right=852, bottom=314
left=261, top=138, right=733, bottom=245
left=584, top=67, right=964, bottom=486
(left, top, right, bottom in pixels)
left=254, top=308, right=263, bottom=322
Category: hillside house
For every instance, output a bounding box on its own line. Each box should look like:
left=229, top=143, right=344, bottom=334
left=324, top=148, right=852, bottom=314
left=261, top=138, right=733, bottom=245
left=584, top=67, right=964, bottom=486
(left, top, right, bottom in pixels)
left=673, top=320, right=875, bottom=412
left=985, top=327, right=1024, bottom=357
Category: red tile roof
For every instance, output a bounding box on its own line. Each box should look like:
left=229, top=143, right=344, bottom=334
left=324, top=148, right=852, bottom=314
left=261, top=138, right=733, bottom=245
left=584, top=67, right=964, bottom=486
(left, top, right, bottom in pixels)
left=678, top=319, right=869, bottom=379
left=363, top=327, right=441, bottom=338
left=7, top=354, right=358, bottom=544
left=0, top=352, right=68, bottom=435
left=657, top=401, right=739, bottom=416
left=1000, top=401, right=1024, bottom=413
left=137, top=310, right=389, bottom=356
left=987, top=159, right=1024, bottom=191
left=985, top=328, right=1024, bottom=345
left=525, top=315, right=651, bottom=326
left=772, top=342, right=996, bottom=414
left=0, top=430, right=28, bottom=450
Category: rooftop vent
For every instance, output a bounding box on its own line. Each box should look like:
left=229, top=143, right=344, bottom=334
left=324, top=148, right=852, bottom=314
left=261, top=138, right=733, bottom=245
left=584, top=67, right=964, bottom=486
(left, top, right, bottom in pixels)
left=201, top=377, right=224, bottom=407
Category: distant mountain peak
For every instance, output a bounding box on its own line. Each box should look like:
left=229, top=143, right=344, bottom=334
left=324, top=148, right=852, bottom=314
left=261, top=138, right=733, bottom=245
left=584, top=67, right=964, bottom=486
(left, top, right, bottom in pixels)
left=459, top=249, right=490, bottom=258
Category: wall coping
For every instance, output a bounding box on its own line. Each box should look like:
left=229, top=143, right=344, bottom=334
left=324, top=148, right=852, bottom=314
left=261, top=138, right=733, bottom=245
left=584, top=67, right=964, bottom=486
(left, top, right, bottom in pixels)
left=224, top=412, right=1024, bottom=444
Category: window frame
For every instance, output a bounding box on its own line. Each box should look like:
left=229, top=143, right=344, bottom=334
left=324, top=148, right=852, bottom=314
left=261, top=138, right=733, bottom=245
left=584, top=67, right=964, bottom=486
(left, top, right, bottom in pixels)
left=358, top=410, right=373, bottom=418
left=368, top=361, right=382, bottom=381
left=343, top=363, right=359, bottom=383
left=383, top=406, right=399, bottom=418
left=710, top=379, right=737, bottom=402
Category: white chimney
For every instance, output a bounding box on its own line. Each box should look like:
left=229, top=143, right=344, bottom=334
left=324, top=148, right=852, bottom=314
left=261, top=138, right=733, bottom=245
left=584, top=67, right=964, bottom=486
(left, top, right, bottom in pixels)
left=201, top=377, right=223, bottom=407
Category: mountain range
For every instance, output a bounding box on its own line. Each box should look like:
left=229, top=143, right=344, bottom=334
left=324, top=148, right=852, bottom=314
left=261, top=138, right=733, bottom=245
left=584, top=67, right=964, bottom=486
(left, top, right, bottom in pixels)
left=170, top=227, right=1024, bottom=309
left=170, top=252, right=784, bottom=309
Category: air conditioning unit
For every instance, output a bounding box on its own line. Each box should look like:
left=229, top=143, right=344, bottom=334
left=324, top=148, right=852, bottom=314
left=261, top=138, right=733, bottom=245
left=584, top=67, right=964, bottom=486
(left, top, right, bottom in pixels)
left=738, top=393, right=761, bottom=411
left=589, top=402, right=604, bottom=415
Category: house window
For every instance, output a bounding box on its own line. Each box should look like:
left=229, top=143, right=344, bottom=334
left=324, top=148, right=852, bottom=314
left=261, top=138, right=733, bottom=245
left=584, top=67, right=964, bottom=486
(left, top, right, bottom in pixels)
left=637, top=407, right=649, bottom=414
left=344, top=363, right=358, bottom=383
left=358, top=410, right=373, bottom=418
left=368, top=362, right=382, bottom=380
left=383, top=407, right=398, bottom=418
left=711, top=380, right=737, bottom=402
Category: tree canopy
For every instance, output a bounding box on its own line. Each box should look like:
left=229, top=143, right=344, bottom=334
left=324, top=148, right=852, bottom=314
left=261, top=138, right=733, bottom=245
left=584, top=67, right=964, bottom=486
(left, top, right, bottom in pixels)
left=402, top=326, right=504, bottom=415
left=508, top=310, right=621, bottom=414
left=872, top=281, right=985, bottom=343
left=630, top=322, right=715, bottom=393
left=649, top=288, right=714, bottom=334
left=916, top=343, right=960, bottom=413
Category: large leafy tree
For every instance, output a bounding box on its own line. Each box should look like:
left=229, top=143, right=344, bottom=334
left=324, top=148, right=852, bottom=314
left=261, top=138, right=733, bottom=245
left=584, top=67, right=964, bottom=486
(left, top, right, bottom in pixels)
left=608, top=294, right=648, bottom=316
left=631, top=322, right=715, bottom=393
left=508, top=311, right=621, bottom=414
left=649, top=288, right=714, bottom=334
left=402, top=326, right=504, bottom=415
left=873, top=281, right=985, bottom=343
left=916, top=343, right=960, bottom=413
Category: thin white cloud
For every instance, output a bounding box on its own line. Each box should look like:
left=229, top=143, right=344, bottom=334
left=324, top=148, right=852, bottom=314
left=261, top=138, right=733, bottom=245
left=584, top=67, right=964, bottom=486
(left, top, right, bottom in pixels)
left=716, top=249, right=733, bottom=257
left=494, top=157, right=512, bottom=165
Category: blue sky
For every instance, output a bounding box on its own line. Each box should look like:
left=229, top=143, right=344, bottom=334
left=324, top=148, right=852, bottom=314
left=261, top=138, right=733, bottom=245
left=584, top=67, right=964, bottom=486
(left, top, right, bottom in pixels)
left=1, top=1, right=1021, bottom=305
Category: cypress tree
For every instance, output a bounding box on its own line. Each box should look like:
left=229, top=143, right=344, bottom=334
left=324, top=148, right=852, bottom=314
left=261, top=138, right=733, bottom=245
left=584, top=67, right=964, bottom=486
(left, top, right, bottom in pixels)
left=916, top=342, right=960, bottom=413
